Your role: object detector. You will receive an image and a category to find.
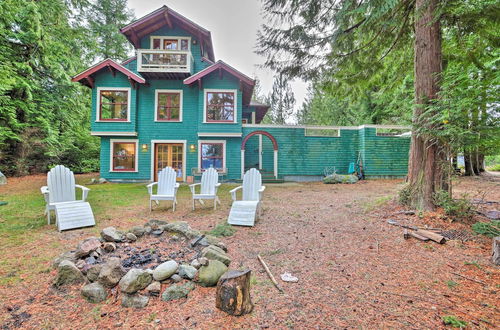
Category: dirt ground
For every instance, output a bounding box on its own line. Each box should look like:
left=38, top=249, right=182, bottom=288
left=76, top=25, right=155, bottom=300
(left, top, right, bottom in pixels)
left=0, top=174, right=499, bottom=329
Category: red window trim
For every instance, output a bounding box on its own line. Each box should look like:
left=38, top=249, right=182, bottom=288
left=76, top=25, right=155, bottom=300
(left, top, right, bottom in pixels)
left=242, top=119, right=248, bottom=124
left=205, top=91, right=235, bottom=123
left=99, top=90, right=129, bottom=121
left=112, top=142, right=137, bottom=171
left=156, top=92, right=181, bottom=122
left=200, top=142, right=224, bottom=170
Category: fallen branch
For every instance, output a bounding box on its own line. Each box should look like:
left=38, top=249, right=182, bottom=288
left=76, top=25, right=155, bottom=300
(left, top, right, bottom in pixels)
left=451, top=272, right=486, bottom=286
left=416, top=229, right=446, bottom=244
left=388, top=219, right=442, bottom=232
left=404, top=229, right=430, bottom=241
left=257, top=254, right=283, bottom=293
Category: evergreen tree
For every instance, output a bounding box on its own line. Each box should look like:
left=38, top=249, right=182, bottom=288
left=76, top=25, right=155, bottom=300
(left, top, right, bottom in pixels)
left=87, top=0, right=134, bottom=61
left=264, top=74, right=295, bottom=124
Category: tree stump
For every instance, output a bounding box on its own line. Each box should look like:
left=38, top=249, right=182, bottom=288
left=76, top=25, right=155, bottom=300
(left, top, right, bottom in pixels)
left=492, top=237, right=500, bottom=265
left=215, top=269, right=253, bottom=316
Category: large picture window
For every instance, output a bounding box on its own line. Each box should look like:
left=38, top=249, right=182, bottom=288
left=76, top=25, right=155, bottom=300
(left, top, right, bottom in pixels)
left=155, top=90, right=182, bottom=121
left=111, top=141, right=137, bottom=172
left=205, top=90, right=236, bottom=122
left=199, top=142, right=225, bottom=170
left=151, top=36, right=190, bottom=51
left=98, top=88, right=130, bottom=121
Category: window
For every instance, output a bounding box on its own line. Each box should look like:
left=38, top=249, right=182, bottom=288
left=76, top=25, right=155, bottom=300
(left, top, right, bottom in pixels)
left=111, top=141, right=137, bottom=172
left=199, top=141, right=225, bottom=170
left=150, top=36, right=190, bottom=51
left=376, top=128, right=411, bottom=137
left=304, top=128, right=340, bottom=137
left=98, top=89, right=130, bottom=121
left=205, top=90, right=237, bottom=123
left=155, top=90, right=182, bottom=122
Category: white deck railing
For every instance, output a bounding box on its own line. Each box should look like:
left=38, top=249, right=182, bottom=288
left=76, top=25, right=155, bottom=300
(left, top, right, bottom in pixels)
left=137, top=49, right=194, bottom=73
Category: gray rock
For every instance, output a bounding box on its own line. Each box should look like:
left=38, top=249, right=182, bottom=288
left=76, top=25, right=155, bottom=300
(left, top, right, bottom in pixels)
left=119, top=269, right=153, bottom=293
left=85, top=256, right=97, bottom=265
left=53, top=251, right=77, bottom=269
left=178, top=264, right=197, bottom=280
left=75, top=237, right=102, bottom=258
left=81, top=282, right=107, bottom=303
left=86, top=265, right=102, bottom=282
left=98, top=257, right=125, bottom=288
left=54, top=260, right=85, bottom=287
left=0, top=171, right=7, bottom=185
left=153, top=260, right=178, bottom=281
left=205, top=235, right=227, bottom=252
left=75, top=259, right=87, bottom=270
left=121, top=293, right=149, bottom=308
left=90, top=251, right=100, bottom=258
left=145, top=281, right=161, bottom=296
left=144, top=226, right=152, bottom=234
left=101, top=227, right=123, bottom=242
left=145, top=219, right=168, bottom=230
left=323, top=173, right=359, bottom=184
left=103, top=242, right=116, bottom=252
left=201, top=245, right=231, bottom=266
left=196, top=260, right=228, bottom=287
left=171, top=235, right=179, bottom=241
left=98, top=178, right=107, bottom=184
left=486, top=210, right=500, bottom=220
left=131, top=226, right=145, bottom=237
left=161, top=221, right=201, bottom=239
left=190, top=235, right=209, bottom=247
left=161, top=282, right=195, bottom=301
left=190, top=259, right=201, bottom=269
left=198, top=257, right=209, bottom=266
left=152, top=229, right=164, bottom=236
left=170, top=274, right=182, bottom=283
left=126, top=233, right=137, bottom=242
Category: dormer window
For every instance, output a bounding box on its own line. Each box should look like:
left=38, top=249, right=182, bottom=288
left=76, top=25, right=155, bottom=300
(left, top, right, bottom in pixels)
left=150, top=36, right=190, bottom=51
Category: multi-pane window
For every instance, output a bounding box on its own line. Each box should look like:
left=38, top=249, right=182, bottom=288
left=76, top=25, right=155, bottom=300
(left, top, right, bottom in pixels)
left=99, top=90, right=128, bottom=121
left=151, top=37, right=190, bottom=51
left=200, top=143, right=224, bottom=170
left=112, top=142, right=136, bottom=171
left=157, top=92, right=181, bottom=121
left=206, top=91, right=235, bottom=122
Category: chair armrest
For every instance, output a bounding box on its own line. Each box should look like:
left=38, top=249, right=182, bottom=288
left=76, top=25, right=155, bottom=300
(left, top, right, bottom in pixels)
left=259, top=185, right=266, bottom=201
left=75, top=184, right=90, bottom=201
left=214, top=182, right=221, bottom=194
left=174, top=182, right=180, bottom=194
left=189, top=183, right=200, bottom=194
left=147, top=182, right=157, bottom=195
left=229, top=186, right=242, bottom=201
left=41, top=186, right=49, bottom=203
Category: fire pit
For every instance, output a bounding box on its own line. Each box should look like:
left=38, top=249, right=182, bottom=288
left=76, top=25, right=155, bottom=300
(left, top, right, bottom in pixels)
left=53, top=220, right=231, bottom=308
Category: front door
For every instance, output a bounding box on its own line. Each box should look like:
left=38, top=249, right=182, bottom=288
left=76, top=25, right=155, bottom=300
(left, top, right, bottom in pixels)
left=154, top=143, right=183, bottom=181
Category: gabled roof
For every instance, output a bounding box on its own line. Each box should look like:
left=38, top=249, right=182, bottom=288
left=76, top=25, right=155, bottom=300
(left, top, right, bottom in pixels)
left=184, top=60, right=256, bottom=105
left=120, top=6, right=215, bottom=62
left=71, top=59, right=145, bottom=88
left=249, top=101, right=270, bottom=123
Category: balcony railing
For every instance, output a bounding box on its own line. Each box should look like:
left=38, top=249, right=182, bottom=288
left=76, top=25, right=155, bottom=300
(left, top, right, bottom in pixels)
left=137, top=49, right=194, bottom=73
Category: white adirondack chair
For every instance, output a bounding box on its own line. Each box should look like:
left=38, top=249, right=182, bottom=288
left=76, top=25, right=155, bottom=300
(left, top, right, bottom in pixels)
left=147, top=167, right=180, bottom=211
left=189, top=167, right=221, bottom=210
left=228, top=168, right=266, bottom=226
left=40, top=165, right=95, bottom=231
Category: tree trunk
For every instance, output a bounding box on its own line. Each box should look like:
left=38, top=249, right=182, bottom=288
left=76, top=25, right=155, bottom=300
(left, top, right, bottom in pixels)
left=215, top=269, right=253, bottom=316
left=407, top=0, right=446, bottom=210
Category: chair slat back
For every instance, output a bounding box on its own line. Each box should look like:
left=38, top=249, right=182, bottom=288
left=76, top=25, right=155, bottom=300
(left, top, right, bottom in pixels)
left=47, top=165, right=76, bottom=204
left=157, top=167, right=177, bottom=195
left=242, top=168, right=262, bottom=201
left=200, top=168, right=218, bottom=195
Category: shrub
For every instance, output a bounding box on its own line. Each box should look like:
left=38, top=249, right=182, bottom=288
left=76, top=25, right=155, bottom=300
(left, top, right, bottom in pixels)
left=433, top=191, right=475, bottom=221
left=442, top=315, right=467, bottom=328
left=472, top=220, right=500, bottom=237
left=486, top=163, right=500, bottom=172
left=207, top=222, right=236, bottom=237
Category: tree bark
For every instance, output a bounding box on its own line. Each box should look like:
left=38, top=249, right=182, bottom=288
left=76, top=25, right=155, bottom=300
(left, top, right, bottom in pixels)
left=407, top=0, right=446, bottom=210
left=215, top=269, right=253, bottom=316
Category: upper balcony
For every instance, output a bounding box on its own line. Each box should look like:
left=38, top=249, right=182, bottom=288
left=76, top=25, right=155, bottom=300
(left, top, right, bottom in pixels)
left=137, top=49, right=194, bottom=79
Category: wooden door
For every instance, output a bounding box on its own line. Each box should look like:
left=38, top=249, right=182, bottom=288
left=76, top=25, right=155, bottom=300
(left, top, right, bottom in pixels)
left=154, top=143, right=183, bottom=181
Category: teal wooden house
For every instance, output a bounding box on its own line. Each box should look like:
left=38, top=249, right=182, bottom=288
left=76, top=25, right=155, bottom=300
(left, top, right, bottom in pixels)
left=73, top=6, right=410, bottom=183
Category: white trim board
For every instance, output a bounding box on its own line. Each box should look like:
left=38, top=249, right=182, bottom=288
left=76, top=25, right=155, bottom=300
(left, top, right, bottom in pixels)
left=197, top=132, right=242, bottom=137
left=150, top=140, right=187, bottom=182
left=154, top=89, right=183, bottom=122
left=96, top=87, right=132, bottom=122
left=91, top=131, right=137, bottom=136
left=203, top=89, right=238, bottom=124
left=242, top=124, right=411, bottom=130
left=109, top=139, right=139, bottom=173
left=198, top=140, right=227, bottom=172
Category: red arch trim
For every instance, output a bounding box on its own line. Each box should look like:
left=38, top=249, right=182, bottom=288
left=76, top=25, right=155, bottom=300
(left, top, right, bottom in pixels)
left=241, top=130, right=278, bottom=151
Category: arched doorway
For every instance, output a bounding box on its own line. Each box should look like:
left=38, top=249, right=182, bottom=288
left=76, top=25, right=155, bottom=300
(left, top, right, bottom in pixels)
left=241, top=131, right=278, bottom=179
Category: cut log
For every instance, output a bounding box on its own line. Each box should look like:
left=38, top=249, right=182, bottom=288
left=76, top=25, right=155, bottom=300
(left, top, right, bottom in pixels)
left=215, top=269, right=253, bottom=316
left=409, top=231, right=430, bottom=241
left=492, top=237, right=500, bottom=265
left=416, top=229, right=446, bottom=244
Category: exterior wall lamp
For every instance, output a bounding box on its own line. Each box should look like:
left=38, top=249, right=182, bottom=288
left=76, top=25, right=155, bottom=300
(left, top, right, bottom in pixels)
left=189, top=144, right=196, bottom=152
left=141, top=144, right=148, bottom=152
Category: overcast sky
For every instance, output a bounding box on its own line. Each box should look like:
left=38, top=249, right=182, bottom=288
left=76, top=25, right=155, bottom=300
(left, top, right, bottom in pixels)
left=127, top=0, right=308, bottom=110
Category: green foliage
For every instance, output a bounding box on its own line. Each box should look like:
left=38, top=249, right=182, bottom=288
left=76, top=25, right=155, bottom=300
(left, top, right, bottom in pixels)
left=206, top=222, right=236, bottom=237
left=442, top=315, right=467, bottom=328
left=446, top=280, right=459, bottom=289
left=472, top=221, right=500, bottom=238
left=433, top=191, right=475, bottom=222
left=486, top=164, right=500, bottom=172
left=263, top=74, right=295, bottom=124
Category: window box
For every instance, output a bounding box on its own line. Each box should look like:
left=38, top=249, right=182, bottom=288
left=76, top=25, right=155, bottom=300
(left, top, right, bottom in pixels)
left=110, top=139, right=138, bottom=172
left=203, top=89, right=237, bottom=123
left=198, top=140, right=226, bottom=171
left=96, top=87, right=131, bottom=122
left=154, top=90, right=183, bottom=122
